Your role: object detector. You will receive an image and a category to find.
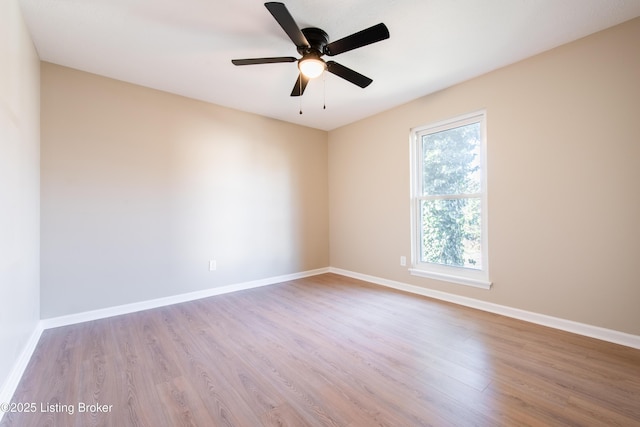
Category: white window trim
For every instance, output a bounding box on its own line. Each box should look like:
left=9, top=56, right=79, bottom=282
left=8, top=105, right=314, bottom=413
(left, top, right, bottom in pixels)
left=409, top=110, right=492, bottom=290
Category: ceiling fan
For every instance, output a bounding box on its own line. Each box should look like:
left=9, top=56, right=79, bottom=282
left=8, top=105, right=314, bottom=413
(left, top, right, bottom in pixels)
left=231, top=2, right=390, bottom=97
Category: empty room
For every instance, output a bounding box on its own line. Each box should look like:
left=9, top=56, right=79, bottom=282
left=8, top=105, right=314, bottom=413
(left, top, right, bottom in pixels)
left=2, top=0, right=640, bottom=425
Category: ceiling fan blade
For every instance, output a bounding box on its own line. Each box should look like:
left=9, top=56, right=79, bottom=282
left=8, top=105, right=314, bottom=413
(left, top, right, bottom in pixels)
left=326, top=61, right=372, bottom=88
left=324, top=23, right=389, bottom=56
left=265, top=2, right=309, bottom=48
left=232, top=57, right=297, bottom=66
left=290, top=73, right=310, bottom=96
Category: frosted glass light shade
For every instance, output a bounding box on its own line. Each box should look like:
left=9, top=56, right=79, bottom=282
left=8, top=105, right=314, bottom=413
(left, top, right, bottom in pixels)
left=298, top=58, right=326, bottom=78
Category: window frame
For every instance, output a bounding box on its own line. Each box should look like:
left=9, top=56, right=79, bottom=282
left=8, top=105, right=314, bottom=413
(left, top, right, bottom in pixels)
left=409, top=110, right=491, bottom=289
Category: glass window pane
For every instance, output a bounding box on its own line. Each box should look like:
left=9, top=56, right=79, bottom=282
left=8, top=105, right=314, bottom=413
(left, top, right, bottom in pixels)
left=422, top=122, right=481, bottom=196
left=420, top=198, right=482, bottom=269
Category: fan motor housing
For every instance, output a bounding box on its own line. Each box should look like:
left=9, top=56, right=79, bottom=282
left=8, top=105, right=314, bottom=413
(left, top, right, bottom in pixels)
left=299, top=27, right=329, bottom=56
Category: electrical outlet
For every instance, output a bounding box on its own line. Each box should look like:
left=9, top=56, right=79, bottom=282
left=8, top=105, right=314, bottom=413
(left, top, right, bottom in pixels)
left=400, top=256, right=407, bottom=266
left=209, top=260, right=217, bottom=271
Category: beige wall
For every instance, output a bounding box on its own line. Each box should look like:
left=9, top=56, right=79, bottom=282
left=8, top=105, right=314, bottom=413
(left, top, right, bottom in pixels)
left=329, top=18, right=640, bottom=335
left=41, top=63, right=329, bottom=317
left=0, top=0, right=40, bottom=394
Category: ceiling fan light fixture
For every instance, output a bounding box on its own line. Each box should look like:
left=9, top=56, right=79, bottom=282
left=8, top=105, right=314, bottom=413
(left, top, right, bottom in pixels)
left=231, top=3, right=389, bottom=97
left=298, top=56, right=326, bottom=79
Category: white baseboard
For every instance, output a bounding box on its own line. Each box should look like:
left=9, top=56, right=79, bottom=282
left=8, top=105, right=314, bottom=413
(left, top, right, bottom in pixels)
left=0, top=321, right=45, bottom=421
left=329, top=267, right=640, bottom=350
left=42, top=267, right=330, bottom=329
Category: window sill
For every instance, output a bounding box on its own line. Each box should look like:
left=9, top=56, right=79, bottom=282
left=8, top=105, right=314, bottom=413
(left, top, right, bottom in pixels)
left=409, top=268, right=492, bottom=290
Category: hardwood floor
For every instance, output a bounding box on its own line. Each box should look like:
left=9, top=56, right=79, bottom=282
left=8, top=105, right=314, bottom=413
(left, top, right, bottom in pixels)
left=3, top=273, right=639, bottom=426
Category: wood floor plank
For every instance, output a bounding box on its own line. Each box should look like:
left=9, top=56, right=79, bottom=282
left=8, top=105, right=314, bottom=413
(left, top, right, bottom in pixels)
left=2, top=273, right=639, bottom=426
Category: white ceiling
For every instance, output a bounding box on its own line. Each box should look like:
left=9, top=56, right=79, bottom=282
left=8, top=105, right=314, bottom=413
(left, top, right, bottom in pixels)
left=18, top=0, right=640, bottom=131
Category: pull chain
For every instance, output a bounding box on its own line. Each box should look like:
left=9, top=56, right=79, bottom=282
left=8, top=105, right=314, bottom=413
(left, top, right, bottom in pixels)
left=323, top=71, right=326, bottom=110
left=297, top=72, right=329, bottom=114
left=299, top=73, right=303, bottom=114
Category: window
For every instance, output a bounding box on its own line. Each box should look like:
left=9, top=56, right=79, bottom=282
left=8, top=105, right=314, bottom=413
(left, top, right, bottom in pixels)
left=410, top=111, right=491, bottom=289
